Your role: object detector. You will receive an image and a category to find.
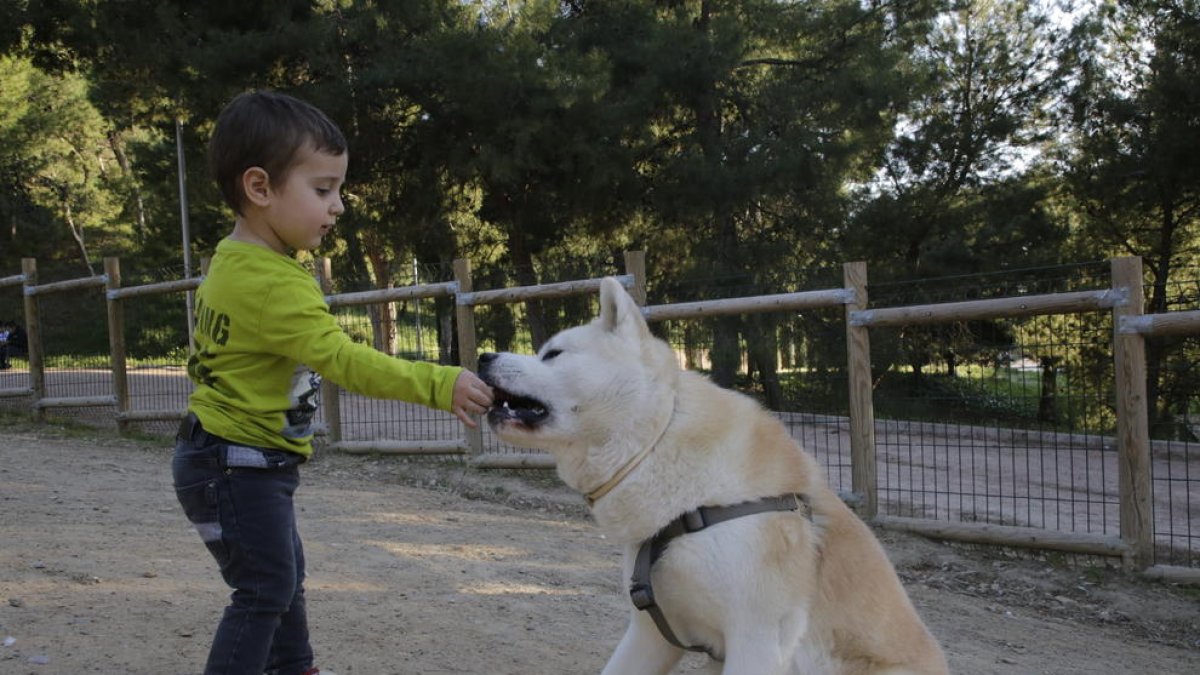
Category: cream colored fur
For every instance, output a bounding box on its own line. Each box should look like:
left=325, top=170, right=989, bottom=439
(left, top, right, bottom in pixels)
left=480, top=278, right=948, bottom=675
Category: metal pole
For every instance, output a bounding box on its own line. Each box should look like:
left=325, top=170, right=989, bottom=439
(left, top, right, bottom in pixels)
left=176, top=117, right=196, bottom=352
left=413, top=256, right=423, bottom=356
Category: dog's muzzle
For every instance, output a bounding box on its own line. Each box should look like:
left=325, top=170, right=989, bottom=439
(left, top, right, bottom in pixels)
left=478, top=353, right=551, bottom=428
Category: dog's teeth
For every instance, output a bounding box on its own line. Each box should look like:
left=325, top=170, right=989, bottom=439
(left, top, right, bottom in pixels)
left=502, top=401, right=512, bottom=410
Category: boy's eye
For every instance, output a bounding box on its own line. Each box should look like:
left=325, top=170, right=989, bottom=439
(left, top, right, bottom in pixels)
left=541, top=349, right=562, bottom=361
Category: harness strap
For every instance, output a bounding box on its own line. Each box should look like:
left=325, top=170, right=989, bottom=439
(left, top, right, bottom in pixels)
left=628, top=493, right=812, bottom=659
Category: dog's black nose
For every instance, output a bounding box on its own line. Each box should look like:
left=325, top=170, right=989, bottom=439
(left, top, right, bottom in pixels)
left=478, top=352, right=498, bottom=365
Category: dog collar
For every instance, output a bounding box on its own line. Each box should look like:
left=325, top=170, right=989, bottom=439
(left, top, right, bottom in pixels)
left=585, top=394, right=675, bottom=507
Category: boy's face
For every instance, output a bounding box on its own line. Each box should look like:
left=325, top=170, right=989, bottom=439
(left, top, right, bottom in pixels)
left=259, top=146, right=348, bottom=253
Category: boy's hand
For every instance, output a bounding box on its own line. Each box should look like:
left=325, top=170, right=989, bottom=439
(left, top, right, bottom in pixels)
left=451, top=370, right=494, bottom=428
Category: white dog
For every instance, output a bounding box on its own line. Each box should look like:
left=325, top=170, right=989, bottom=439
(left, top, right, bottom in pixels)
left=479, top=278, right=948, bottom=675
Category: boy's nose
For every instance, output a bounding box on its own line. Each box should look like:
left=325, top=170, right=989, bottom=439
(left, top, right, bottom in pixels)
left=331, top=196, right=345, bottom=215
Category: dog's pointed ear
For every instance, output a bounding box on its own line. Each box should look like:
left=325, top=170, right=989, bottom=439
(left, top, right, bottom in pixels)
left=598, top=277, right=649, bottom=342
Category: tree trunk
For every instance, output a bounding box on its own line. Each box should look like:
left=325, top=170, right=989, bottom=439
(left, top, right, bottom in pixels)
left=747, top=315, right=784, bottom=410
left=108, top=130, right=147, bottom=244
left=944, top=349, right=958, bottom=378
left=364, top=248, right=396, bottom=355
left=491, top=303, right=517, bottom=353
left=1144, top=207, right=1177, bottom=435
left=508, top=230, right=550, bottom=350
left=711, top=318, right=740, bottom=388
left=340, top=222, right=374, bottom=291
left=1037, top=356, right=1061, bottom=424
left=438, top=298, right=454, bottom=365
left=63, top=196, right=94, bottom=275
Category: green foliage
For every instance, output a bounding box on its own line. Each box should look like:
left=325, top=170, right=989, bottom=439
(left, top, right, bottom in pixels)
left=0, top=55, right=132, bottom=271
left=0, top=0, right=1197, bottom=435
left=844, top=0, right=1070, bottom=281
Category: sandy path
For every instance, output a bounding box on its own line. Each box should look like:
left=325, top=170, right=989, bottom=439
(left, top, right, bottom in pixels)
left=0, top=424, right=1196, bottom=674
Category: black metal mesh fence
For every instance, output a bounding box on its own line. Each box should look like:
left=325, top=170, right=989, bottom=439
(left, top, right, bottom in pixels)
left=866, top=264, right=1117, bottom=537
left=325, top=260, right=465, bottom=445
left=119, top=261, right=195, bottom=435
left=1148, top=269, right=1199, bottom=568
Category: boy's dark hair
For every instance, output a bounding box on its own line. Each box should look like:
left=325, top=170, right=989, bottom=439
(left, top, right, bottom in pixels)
left=208, top=90, right=347, bottom=215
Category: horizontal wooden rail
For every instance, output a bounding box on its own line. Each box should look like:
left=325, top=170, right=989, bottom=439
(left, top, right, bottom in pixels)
left=329, top=439, right=469, bottom=455
left=458, top=275, right=634, bottom=307
left=1142, top=564, right=1200, bottom=585
left=25, top=275, right=108, bottom=296
left=643, top=288, right=855, bottom=322
left=117, top=409, right=188, bottom=423
left=0, top=274, right=25, bottom=288
left=0, top=387, right=33, bottom=399
left=850, top=288, right=1126, bottom=327
left=471, top=452, right=557, bottom=469
left=1120, top=310, right=1200, bottom=337
left=326, top=281, right=457, bottom=309
left=875, top=515, right=1128, bottom=557
left=108, top=277, right=203, bottom=300
left=34, top=395, right=118, bottom=409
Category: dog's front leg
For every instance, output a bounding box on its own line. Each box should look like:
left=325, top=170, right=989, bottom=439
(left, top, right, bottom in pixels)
left=600, top=612, right=683, bottom=675
left=718, top=647, right=790, bottom=675
left=716, top=612, right=808, bottom=675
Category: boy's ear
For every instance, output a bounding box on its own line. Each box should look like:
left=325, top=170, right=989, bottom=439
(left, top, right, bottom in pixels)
left=242, top=167, right=272, bottom=207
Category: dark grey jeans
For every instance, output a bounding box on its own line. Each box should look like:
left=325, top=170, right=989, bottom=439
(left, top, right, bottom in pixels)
left=173, top=415, right=313, bottom=675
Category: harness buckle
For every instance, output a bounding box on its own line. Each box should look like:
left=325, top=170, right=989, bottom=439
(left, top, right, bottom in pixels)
left=683, top=508, right=707, bottom=532
left=629, top=583, right=655, bottom=610
left=789, top=493, right=812, bottom=519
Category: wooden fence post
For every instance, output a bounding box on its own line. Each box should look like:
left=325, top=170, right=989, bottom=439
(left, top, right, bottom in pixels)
left=316, top=257, right=342, bottom=447
left=104, top=258, right=130, bottom=432
left=844, top=261, right=877, bottom=518
left=21, top=258, right=45, bottom=420
left=624, top=250, right=647, bottom=305
left=1111, top=256, right=1153, bottom=570
left=454, top=258, right=483, bottom=456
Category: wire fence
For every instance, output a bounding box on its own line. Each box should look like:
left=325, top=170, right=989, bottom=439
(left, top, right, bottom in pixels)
left=0, top=253, right=1196, bottom=577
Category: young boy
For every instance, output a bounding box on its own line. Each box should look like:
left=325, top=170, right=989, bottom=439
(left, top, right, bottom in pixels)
left=173, top=90, right=493, bottom=675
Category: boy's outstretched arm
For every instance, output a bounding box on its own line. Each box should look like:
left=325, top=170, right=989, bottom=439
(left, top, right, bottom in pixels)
left=451, top=370, right=494, bottom=428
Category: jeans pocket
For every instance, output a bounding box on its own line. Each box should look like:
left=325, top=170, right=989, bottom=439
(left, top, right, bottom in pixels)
left=175, top=478, right=231, bottom=567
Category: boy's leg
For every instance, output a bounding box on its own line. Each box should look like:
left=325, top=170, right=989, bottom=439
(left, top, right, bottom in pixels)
left=207, top=466, right=312, bottom=675
left=265, top=515, right=314, bottom=673
left=173, top=435, right=313, bottom=675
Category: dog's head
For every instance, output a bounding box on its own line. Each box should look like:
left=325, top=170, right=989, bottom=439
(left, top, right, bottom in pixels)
left=478, top=277, right=677, bottom=452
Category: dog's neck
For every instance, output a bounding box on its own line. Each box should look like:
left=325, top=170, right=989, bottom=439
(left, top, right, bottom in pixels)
left=584, top=392, right=676, bottom=507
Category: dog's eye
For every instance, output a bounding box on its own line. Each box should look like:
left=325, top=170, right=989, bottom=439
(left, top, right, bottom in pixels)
left=541, top=349, right=563, bottom=361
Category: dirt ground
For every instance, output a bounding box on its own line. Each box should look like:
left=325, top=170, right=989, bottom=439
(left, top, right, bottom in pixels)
left=0, top=419, right=1197, bottom=675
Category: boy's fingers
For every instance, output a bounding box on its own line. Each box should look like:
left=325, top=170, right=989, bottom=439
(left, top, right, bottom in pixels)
left=460, top=374, right=493, bottom=402
left=454, top=408, right=479, bottom=428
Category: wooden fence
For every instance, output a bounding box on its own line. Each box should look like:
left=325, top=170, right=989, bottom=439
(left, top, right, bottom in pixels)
left=0, top=253, right=1196, bottom=582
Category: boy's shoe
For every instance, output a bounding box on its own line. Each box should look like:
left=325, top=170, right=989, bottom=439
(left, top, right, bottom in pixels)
left=302, top=669, right=336, bottom=675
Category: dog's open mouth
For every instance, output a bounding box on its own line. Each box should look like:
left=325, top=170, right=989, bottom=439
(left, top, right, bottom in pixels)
left=487, top=386, right=551, bottom=428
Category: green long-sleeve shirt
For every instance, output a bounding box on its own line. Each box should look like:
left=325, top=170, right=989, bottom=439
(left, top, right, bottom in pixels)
left=187, top=239, right=462, bottom=457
